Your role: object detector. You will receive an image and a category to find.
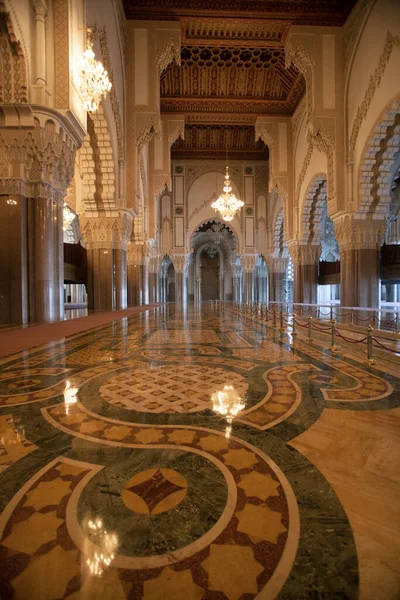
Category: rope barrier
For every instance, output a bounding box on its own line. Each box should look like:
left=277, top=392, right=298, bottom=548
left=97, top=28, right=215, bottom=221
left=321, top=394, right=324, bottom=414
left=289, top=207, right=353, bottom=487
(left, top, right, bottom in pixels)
left=310, top=323, right=332, bottom=334
left=312, top=321, right=331, bottom=329
left=293, top=319, right=308, bottom=328
left=372, top=337, right=400, bottom=354
left=336, top=330, right=367, bottom=344
left=353, top=315, right=374, bottom=322
left=380, top=318, right=397, bottom=326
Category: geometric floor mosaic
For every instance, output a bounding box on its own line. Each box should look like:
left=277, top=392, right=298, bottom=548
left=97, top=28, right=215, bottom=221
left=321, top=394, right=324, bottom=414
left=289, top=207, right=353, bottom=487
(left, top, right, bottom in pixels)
left=0, top=304, right=399, bottom=599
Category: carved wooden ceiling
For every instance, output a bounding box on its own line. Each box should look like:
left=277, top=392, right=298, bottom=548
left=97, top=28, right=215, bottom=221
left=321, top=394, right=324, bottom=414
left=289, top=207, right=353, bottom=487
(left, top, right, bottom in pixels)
left=123, top=0, right=356, bottom=25
left=171, top=125, right=269, bottom=160
left=124, top=1, right=357, bottom=159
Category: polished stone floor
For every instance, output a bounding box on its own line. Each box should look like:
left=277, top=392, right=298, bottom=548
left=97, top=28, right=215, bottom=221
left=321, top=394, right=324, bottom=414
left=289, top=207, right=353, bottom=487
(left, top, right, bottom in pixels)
left=0, top=305, right=399, bottom=599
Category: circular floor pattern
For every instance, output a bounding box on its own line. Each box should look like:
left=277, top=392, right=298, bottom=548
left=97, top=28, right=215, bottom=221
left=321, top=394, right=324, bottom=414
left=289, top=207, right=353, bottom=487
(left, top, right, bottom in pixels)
left=121, top=468, right=188, bottom=515
left=99, top=364, right=249, bottom=413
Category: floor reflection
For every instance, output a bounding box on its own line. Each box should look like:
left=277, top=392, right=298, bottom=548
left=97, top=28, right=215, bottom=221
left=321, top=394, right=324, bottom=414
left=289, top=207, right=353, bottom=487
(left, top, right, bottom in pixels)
left=0, top=304, right=399, bottom=599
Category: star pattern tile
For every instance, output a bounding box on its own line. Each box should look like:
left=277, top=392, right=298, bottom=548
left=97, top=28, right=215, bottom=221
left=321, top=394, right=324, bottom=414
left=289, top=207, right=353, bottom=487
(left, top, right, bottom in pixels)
left=205, top=543, right=264, bottom=599
left=236, top=502, right=287, bottom=543
left=2, top=511, right=64, bottom=555
left=143, top=566, right=204, bottom=600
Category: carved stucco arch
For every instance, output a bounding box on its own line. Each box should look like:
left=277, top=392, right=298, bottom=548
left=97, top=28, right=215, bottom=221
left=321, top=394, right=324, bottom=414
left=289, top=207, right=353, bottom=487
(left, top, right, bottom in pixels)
left=273, top=209, right=287, bottom=258
left=190, top=218, right=240, bottom=253
left=80, top=105, right=116, bottom=213
left=357, top=95, right=400, bottom=219
left=0, top=2, right=28, bottom=104
left=300, top=173, right=327, bottom=244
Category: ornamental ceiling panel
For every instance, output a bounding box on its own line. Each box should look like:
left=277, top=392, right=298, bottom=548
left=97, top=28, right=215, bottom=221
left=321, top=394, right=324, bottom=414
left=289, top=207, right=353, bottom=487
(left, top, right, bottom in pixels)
left=160, top=45, right=305, bottom=118
left=123, top=0, right=356, bottom=26
left=124, top=1, right=356, bottom=156
left=171, top=125, right=269, bottom=161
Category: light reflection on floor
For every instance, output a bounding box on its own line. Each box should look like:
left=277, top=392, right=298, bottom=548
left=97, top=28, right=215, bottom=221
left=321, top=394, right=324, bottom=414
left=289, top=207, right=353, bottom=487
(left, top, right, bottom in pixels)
left=0, top=304, right=399, bottom=599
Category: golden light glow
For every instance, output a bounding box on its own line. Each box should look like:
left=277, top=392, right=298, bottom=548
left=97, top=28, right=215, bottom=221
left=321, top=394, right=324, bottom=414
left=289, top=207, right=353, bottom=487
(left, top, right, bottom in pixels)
left=63, top=380, right=78, bottom=414
left=6, top=197, right=17, bottom=206
left=84, top=517, right=118, bottom=576
left=78, top=28, right=112, bottom=113
left=211, top=167, right=244, bottom=222
left=211, top=384, right=246, bottom=438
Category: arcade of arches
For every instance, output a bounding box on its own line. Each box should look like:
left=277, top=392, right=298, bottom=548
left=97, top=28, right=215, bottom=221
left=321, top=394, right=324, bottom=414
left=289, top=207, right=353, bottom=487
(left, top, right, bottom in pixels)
left=0, top=1, right=400, bottom=599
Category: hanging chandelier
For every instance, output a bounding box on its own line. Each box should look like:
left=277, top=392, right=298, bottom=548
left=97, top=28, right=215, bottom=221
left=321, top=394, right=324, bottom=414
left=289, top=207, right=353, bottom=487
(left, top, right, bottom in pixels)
left=79, top=28, right=112, bottom=113
left=63, top=203, right=76, bottom=231
left=211, top=166, right=244, bottom=222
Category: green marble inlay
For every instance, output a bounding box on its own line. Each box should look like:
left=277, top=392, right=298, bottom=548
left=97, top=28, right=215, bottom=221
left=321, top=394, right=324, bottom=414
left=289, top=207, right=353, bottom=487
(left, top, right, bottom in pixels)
left=77, top=448, right=228, bottom=557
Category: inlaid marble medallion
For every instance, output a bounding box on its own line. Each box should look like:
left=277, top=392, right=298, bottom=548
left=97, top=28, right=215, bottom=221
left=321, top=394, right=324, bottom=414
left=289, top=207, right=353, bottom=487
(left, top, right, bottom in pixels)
left=0, top=304, right=399, bottom=599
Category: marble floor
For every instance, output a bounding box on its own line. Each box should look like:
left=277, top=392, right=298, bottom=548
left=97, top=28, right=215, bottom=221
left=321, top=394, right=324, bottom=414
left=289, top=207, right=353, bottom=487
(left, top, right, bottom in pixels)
left=0, top=304, right=399, bottom=600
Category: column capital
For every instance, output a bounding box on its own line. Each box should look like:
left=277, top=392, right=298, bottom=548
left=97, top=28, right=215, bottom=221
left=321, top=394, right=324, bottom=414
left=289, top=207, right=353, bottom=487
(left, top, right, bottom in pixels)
left=240, top=253, right=258, bottom=273
left=171, top=253, right=190, bottom=273
left=287, top=241, right=320, bottom=266
left=32, top=0, right=48, bottom=18
left=265, top=255, right=288, bottom=274
left=148, top=254, right=163, bottom=273
left=81, top=211, right=133, bottom=251
left=0, top=106, right=85, bottom=203
left=127, top=241, right=147, bottom=265
left=333, top=215, right=385, bottom=252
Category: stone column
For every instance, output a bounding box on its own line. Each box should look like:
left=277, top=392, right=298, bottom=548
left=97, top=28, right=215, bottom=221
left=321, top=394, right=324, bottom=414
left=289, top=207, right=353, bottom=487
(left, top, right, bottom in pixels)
left=115, top=249, right=127, bottom=309
left=86, top=248, right=114, bottom=311
left=148, top=256, right=162, bottom=304
left=0, top=109, right=80, bottom=323
left=288, top=243, right=320, bottom=305
left=240, top=255, right=257, bottom=303
left=127, top=242, right=145, bottom=306
left=81, top=212, right=133, bottom=312
left=266, top=256, right=288, bottom=303
left=171, top=254, right=189, bottom=304
left=32, top=0, right=49, bottom=104
left=334, top=217, right=385, bottom=308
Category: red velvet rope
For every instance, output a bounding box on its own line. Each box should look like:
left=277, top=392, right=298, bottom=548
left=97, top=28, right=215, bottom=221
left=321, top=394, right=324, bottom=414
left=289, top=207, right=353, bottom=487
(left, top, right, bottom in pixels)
left=310, top=323, right=331, bottom=333
left=335, top=330, right=367, bottom=344
left=372, top=337, right=400, bottom=353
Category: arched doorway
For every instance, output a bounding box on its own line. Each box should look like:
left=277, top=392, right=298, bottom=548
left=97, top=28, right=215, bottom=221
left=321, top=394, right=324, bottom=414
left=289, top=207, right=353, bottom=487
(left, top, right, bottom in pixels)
left=200, top=248, right=220, bottom=301
left=160, top=256, right=175, bottom=302
left=190, top=221, right=237, bottom=303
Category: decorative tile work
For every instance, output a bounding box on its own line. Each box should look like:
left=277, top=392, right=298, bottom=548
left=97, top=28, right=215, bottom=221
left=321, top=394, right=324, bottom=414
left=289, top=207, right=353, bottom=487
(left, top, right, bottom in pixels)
left=99, top=365, right=248, bottom=413
left=146, top=330, right=221, bottom=345
left=1, top=305, right=398, bottom=598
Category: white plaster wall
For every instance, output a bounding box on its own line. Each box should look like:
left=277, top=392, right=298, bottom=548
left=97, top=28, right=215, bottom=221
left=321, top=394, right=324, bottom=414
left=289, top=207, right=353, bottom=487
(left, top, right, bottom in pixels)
left=346, top=0, right=400, bottom=203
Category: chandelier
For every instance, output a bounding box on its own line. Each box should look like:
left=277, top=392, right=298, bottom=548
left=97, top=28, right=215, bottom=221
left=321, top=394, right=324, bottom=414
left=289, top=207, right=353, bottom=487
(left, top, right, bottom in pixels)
left=63, top=203, right=76, bottom=231
left=211, top=166, right=244, bottom=222
left=79, top=28, right=112, bottom=113
left=211, top=384, right=246, bottom=438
